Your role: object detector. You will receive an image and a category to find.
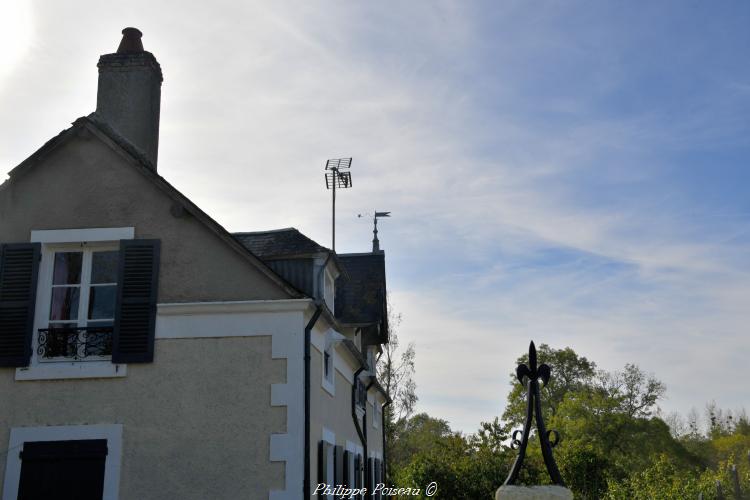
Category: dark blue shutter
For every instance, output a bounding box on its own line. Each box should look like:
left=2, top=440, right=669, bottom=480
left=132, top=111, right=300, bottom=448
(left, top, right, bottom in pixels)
left=343, top=450, right=351, bottom=489
left=334, top=445, right=344, bottom=487
left=112, top=239, right=160, bottom=363
left=18, top=439, right=108, bottom=499
left=0, top=243, right=40, bottom=367
left=366, top=457, right=373, bottom=496
left=318, top=440, right=329, bottom=487
left=354, top=454, right=362, bottom=497
left=375, top=458, right=382, bottom=499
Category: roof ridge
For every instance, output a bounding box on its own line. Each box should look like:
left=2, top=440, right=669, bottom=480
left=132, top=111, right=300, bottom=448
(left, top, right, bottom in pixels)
left=233, top=227, right=298, bottom=235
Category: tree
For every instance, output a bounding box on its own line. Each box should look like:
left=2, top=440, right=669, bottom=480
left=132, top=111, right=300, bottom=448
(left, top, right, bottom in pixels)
left=597, top=363, right=666, bottom=418
left=501, top=344, right=696, bottom=499
left=391, top=343, right=750, bottom=500
left=388, top=413, right=456, bottom=472
left=377, top=325, right=417, bottom=424
left=376, top=304, right=417, bottom=481
left=501, top=344, right=597, bottom=429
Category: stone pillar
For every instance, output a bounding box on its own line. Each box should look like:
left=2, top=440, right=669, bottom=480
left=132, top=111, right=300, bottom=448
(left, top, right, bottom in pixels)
left=495, top=485, right=573, bottom=500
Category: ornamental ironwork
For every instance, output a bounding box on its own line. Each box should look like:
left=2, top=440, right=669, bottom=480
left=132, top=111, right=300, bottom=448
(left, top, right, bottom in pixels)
left=37, top=326, right=113, bottom=360
left=504, top=341, right=566, bottom=486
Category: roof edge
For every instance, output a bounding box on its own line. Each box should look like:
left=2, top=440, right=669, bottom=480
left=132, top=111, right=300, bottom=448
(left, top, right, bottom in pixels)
left=4, top=114, right=306, bottom=299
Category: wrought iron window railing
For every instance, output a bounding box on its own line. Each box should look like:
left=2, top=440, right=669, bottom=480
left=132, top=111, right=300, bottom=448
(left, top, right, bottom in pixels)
left=37, top=326, right=113, bottom=360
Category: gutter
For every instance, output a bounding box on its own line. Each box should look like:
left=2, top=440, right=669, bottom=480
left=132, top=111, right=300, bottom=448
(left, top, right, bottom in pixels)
left=304, top=304, right=323, bottom=500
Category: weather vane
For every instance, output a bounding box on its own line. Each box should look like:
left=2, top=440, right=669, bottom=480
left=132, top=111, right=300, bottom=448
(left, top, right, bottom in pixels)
left=358, top=211, right=390, bottom=252
left=324, top=158, right=353, bottom=251
left=504, top=341, right=566, bottom=486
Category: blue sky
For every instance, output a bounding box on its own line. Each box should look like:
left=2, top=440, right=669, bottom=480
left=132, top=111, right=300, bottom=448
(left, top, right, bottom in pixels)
left=2, top=1, right=749, bottom=433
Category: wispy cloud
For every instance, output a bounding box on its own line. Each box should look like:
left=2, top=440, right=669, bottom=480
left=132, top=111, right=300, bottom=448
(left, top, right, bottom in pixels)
left=2, top=1, right=749, bottom=433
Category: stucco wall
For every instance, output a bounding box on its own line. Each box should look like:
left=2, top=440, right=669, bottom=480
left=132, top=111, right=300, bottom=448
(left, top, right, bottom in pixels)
left=0, top=336, right=285, bottom=499
left=0, top=130, right=289, bottom=302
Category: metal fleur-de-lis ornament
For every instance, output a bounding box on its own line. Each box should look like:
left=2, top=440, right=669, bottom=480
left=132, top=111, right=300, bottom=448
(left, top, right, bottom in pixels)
left=504, top=341, right=566, bottom=486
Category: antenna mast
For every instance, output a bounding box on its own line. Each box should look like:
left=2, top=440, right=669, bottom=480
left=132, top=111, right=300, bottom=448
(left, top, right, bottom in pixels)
left=372, top=211, right=391, bottom=252
left=324, top=158, right=353, bottom=251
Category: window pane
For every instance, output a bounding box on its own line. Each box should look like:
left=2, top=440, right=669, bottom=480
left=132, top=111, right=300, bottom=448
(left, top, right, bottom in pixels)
left=91, top=251, right=119, bottom=284
left=49, top=287, right=80, bottom=320
left=88, top=285, right=116, bottom=320
left=52, top=252, right=82, bottom=285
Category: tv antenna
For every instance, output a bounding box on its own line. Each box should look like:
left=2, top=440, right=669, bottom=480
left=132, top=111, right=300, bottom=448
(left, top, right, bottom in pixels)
left=324, top=158, right=353, bottom=251
left=358, top=210, right=390, bottom=252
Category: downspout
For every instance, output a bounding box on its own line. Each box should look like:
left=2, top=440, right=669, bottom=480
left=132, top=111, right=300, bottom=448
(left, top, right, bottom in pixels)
left=364, top=378, right=375, bottom=490
left=381, top=399, right=391, bottom=485
left=304, top=304, right=323, bottom=500
left=305, top=252, right=332, bottom=498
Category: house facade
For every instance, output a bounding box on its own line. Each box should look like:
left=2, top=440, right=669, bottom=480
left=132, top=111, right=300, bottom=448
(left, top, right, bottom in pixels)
left=0, top=28, right=389, bottom=500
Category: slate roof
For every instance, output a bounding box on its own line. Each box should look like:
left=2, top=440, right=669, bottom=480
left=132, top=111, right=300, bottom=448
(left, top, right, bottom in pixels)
left=335, top=252, right=387, bottom=330
left=233, top=228, right=330, bottom=259
left=233, top=229, right=388, bottom=335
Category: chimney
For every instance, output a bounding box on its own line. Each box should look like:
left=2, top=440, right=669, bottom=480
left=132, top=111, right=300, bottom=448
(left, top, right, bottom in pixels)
left=96, top=28, right=163, bottom=168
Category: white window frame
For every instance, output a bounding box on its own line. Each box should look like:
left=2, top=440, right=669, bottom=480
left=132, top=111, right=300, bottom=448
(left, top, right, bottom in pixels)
left=322, top=331, right=336, bottom=396
left=321, top=428, right=336, bottom=500
left=15, top=228, right=133, bottom=381
left=39, top=242, right=118, bottom=363
left=1, top=424, right=123, bottom=500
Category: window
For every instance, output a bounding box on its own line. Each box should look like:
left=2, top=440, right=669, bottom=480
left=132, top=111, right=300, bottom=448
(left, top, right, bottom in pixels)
left=3, top=228, right=161, bottom=380
left=367, top=349, right=375, bottom=372
left=366, top=456, right=382, bottom=499
left=355, top=378, right=367, bottom=411
left=344, top=441, right=362, bottom=497
left=2, top=424, right=123, bottom=500
left=323, top=269, right=335, bottom=311
left=374, top=402, right=381, bottom=429
left=318, top=428, right=336, bottom=500
left=40, top=246, right=118, bottom=361
left=322, top=332, right=335, bottom=396
left=18, top=439, right=108, bottom=499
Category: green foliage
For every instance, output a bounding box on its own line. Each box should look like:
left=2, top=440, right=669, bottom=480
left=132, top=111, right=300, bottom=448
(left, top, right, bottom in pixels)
left=388, top=344, right=750, bottom=500
left=604, top=453, right=716, bottom=500
left=502, top=344, right=597, bottom=429
left=392, top=415, right=513, bottom=499
left=388, top=413, right=455, bottom=474
left=557, top=445, right=610, bottom=500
